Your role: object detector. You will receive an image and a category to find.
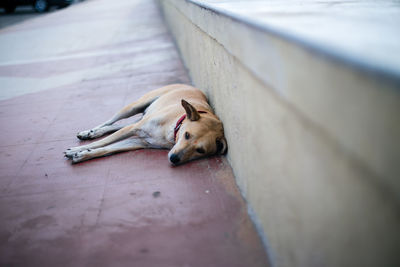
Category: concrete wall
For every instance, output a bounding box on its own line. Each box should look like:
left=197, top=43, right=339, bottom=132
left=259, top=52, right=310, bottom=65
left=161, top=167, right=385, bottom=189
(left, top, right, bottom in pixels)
left=158, top=1, right=400, bottom=266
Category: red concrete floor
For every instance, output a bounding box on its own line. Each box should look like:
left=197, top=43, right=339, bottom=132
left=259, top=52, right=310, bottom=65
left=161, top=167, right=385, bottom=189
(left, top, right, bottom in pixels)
left=0, top=0, right=269, bottom=266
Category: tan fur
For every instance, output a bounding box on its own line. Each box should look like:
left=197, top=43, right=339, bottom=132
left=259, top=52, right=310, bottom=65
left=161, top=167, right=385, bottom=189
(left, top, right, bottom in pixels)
left=64, top=84, right=227, bottom=165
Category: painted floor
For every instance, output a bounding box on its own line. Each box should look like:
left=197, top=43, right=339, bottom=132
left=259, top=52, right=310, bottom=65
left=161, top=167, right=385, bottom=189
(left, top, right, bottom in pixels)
left=0, top=0, right=269, bottom=266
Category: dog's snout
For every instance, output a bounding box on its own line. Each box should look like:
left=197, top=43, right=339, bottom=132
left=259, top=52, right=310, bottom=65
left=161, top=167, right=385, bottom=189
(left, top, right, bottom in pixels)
left=169, top=154, right=180, bottom=164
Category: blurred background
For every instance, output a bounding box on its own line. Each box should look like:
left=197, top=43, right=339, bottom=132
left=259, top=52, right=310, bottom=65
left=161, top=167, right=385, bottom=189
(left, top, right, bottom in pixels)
left=0, top=0, right=85, bottom=28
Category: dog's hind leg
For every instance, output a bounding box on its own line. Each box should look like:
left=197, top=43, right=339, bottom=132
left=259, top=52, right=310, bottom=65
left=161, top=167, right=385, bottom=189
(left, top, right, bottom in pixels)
left=77, top=85, right=178, bottom=140
left=70, top=137, right=147, bottom=163
left=76, top=100, right=150, bottom=140
left=77, top=124, right=126, bottom=140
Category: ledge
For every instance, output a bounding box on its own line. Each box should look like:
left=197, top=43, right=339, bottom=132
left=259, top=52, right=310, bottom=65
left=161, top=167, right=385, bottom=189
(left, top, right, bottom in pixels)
left=189, top=0, right=400, bottom=83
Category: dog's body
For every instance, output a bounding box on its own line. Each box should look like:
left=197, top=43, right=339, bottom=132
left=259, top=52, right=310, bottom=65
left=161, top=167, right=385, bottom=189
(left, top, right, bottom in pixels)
left=64, top=84, right=227, bottom=165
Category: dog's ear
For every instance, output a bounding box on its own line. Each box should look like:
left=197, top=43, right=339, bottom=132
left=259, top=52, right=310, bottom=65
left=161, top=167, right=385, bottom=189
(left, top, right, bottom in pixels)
left=181, top=99, right=200, bottom=121
left=216, top=137, right=228, bottom=155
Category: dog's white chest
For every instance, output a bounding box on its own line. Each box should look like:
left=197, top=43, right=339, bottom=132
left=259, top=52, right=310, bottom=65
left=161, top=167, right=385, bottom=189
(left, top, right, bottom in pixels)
left=138, top=119, right=173, bottom=148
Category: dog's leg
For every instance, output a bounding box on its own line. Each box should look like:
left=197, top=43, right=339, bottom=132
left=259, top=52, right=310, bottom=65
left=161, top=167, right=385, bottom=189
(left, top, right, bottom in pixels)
left=71, top=137, right=147, bottom=163
left=76, top=102, right=146, bottom=140
left=76, top=124, right=126, bottom=140
left=77, top=85, right=180, bottom=140
left=66, top=123, right=139, bottom=158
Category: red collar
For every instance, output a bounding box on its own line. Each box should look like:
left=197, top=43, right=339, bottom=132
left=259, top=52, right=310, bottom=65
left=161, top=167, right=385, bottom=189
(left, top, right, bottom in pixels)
left=174, top=111, right=207, bottom=142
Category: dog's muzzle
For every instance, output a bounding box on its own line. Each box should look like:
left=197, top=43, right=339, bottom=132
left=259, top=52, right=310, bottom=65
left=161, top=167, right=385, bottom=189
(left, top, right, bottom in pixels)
left=169, top=153, right=180, bottom=165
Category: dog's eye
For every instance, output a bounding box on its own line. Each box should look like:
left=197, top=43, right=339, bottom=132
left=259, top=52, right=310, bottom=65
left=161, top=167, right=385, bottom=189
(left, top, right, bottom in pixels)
left=196, top=148, right=205, bottom=154
left=185, top=132, right=190, bottom=140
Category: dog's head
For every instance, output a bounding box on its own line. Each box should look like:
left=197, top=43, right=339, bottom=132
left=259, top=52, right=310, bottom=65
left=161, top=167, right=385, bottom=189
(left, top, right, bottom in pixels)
left=168, top=99, right=227, bottom=165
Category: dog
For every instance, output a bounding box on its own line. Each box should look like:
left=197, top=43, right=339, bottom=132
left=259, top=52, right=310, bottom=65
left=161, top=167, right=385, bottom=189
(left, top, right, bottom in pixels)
left=64, top=84, right=227, bottom=165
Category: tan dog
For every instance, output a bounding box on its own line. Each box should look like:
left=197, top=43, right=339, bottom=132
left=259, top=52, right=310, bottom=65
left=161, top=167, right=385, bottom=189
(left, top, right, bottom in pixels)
left=64, top=84, right=227, bottom=165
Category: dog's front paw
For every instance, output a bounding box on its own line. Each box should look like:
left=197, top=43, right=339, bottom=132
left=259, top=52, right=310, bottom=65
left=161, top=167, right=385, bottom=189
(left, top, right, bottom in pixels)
left=64, top=146, right=87, bottom=158
left=71, top=149, right=95, bottom=164
left=64, top=148, right=76, bottom=159
left=71, top=151, right=86, bottom=164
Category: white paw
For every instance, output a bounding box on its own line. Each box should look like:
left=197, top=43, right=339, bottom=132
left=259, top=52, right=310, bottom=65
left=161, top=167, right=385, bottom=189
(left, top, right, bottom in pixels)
left=77, top=129, right=96, bottom=140
left=71, top=150, right=88, bottom=164
left=64, top=146, right=88, bottom=158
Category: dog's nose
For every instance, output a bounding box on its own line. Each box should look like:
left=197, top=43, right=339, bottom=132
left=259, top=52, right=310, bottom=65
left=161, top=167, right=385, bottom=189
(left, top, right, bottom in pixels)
left=169, top=154, right=180, bottom=164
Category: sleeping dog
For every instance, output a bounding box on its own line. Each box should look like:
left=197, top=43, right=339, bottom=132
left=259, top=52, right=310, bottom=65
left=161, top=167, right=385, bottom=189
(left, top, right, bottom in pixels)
left=64, top=84, right=227, bottom=165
